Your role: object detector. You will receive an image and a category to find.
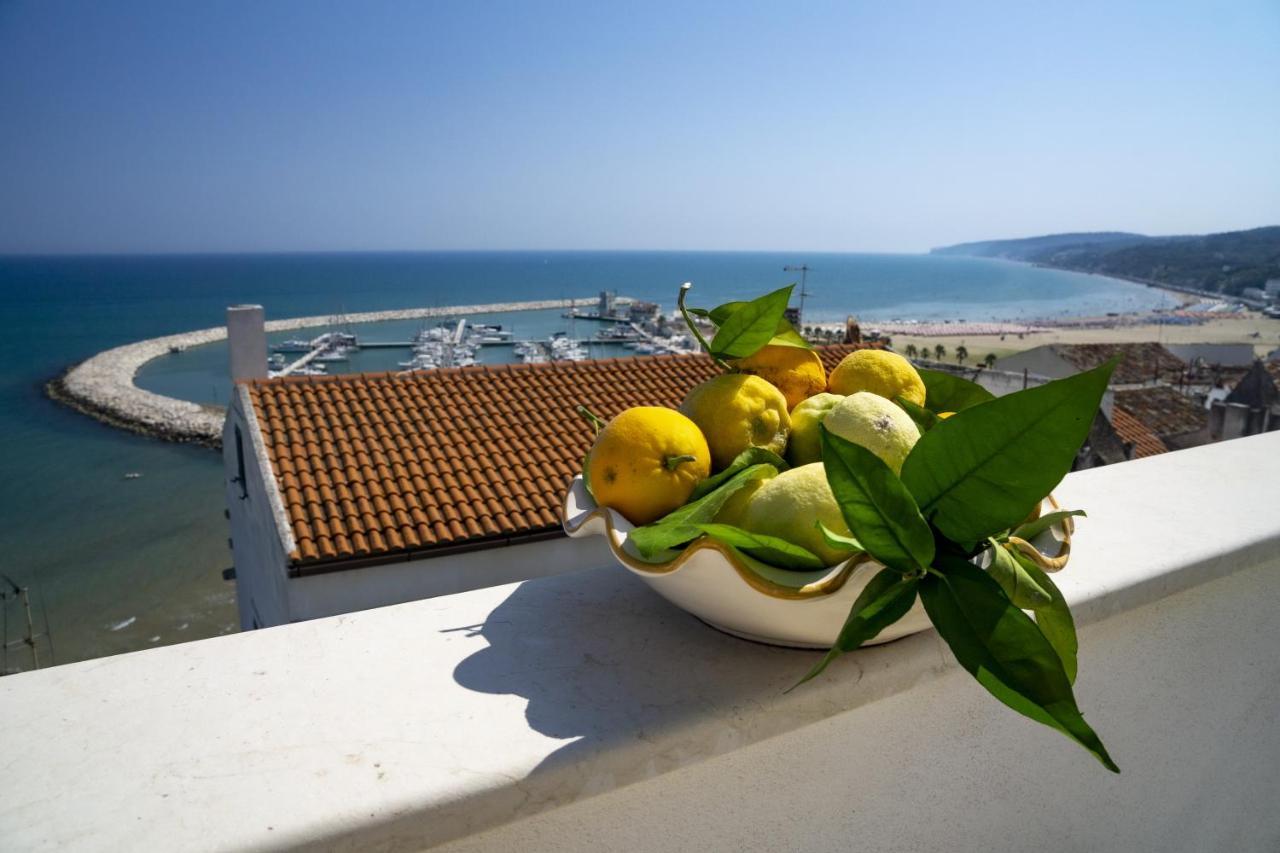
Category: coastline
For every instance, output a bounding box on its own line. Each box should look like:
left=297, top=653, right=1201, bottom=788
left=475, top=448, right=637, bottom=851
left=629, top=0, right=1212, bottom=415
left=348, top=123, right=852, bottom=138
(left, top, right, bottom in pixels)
left=48, top=296, right=601, bottom=448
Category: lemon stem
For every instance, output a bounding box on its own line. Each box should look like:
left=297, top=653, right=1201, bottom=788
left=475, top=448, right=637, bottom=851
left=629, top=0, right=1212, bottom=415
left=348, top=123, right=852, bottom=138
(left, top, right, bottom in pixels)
left=664, top=454, right=698, bottom=471
left=575, top=404, right=607, bottom=434
left=677, top=282, right=731, bottom=371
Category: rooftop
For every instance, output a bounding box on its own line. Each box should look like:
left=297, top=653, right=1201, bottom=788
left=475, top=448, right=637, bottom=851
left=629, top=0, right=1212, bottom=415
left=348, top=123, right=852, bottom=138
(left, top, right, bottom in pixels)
left=1053, top=342, right=1186, bottom=385
left=1225, top=360, right=1280, bottom=409
left=244, top=344, right=875, bottom=572
left=1108, top=406, right=1169, bottom=458
left=1113, top=385, right=1208, bottom=440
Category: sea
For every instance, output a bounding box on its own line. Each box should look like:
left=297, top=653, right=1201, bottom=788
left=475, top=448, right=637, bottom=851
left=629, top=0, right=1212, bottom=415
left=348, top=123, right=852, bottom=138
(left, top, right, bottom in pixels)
left=0, top=251, right=1177, bottom=672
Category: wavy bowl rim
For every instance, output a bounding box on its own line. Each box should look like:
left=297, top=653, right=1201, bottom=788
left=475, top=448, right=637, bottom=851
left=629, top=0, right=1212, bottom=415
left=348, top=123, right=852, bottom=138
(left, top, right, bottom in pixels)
left=561, top=476, right=1073, bottom=599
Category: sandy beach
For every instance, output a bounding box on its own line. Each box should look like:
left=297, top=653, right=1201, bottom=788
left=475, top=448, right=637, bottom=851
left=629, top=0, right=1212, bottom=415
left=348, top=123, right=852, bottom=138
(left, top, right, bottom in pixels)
left=815, top=290, right=1280, bottom=362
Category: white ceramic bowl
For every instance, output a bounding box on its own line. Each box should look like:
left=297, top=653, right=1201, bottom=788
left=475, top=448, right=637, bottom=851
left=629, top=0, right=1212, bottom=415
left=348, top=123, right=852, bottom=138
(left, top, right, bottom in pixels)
left=562, top=476, right=1073, bottom=649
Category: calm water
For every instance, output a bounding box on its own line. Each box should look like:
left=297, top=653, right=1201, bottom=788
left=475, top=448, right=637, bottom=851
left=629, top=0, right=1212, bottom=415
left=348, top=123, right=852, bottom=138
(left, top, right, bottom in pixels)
left=0, top=251, right=1175, bottom=671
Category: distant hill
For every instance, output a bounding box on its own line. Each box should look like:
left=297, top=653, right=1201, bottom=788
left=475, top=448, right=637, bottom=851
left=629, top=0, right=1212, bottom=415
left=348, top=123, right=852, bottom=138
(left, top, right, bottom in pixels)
left=931, top=226, right=1280, bottom=297
left=931, top=232, right=1153, bottom=260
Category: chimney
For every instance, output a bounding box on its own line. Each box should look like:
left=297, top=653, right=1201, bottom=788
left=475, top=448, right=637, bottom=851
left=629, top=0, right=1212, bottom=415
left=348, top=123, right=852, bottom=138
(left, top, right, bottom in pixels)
left=227, top=305, right=267, bottom=382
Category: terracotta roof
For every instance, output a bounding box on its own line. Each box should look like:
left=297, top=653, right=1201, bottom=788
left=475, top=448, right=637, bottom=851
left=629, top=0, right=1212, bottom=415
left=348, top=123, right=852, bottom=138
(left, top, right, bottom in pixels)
left=245, top=344, right=876, bottom=571
left=1113, top=386, right=1207, bottom=440
left=1108, top=407, right=1168, bottom=458
left=1053, top=343, right=1186, bottom=385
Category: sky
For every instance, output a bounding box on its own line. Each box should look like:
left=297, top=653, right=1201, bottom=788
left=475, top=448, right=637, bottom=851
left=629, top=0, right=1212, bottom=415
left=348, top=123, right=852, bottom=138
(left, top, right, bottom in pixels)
left=1, top=1, right=1278, bottom=254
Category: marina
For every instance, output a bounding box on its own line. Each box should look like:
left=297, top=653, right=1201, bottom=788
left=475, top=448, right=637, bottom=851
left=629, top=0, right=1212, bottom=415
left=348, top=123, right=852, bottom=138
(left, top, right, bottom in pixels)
left=50, top=295, right=608, bottom=447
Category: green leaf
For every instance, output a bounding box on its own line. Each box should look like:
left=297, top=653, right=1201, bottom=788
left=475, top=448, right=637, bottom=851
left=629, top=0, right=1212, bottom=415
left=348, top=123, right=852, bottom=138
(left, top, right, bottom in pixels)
left=918, top=368, right=996, bottom=414
left=820, top=428, right=934, bottom=574
left=629, top=464, right=776, bottom=557
left=688, top=447, right=789, bottom=502
left=1013, top=509, right=1086, bottom=542
left=581, top=452, right=594, bottom=500
left=693, top=523, right=826, bottom=570
left=699, top=299, right=811, bottom=350
left=708, top=285, right=794, bottom=359
left=901, top=359, right=1116, bottom=544
left=789, top=569, right=920, bottom=690
left=767, top=318, right=811, bottom=350
left=921, top=557, right=1117, bottom=772
left=815, top=520, right=865, bottom=554
left=1012, top=551, right=1079, bottom=683
left=895, top=395, right=939, bottom=433
left=987, top=541, right=1051, bottom=609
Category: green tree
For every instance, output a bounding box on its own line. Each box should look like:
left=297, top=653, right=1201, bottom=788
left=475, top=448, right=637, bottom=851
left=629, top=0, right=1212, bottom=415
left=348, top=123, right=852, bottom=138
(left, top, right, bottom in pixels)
left=934, top=343, right=946, bottom=361
left=955, top=345, right=969, bottom=366
left=905, top=343, right=919, bottom=360
left=984, top=352, right=998, bottom=369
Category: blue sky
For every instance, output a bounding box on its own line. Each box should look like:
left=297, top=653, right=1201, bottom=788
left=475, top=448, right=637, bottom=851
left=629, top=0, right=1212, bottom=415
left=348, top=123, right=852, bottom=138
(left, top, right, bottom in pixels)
left=1, top=1, right=1277, bottom=254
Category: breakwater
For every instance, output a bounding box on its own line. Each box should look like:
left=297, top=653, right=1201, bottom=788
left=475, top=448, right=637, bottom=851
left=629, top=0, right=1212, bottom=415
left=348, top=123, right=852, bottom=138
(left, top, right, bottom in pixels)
left=49, top=297, right=601, bottom=448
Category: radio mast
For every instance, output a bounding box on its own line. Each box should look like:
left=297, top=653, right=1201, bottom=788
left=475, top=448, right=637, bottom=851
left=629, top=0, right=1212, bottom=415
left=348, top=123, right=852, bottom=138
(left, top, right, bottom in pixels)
left=783, top=264, right=811, bottom=321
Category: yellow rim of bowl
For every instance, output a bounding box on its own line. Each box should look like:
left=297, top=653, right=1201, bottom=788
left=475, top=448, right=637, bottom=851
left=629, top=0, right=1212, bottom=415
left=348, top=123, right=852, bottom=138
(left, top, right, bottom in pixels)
left=562, top=482, right=1073, bottom=597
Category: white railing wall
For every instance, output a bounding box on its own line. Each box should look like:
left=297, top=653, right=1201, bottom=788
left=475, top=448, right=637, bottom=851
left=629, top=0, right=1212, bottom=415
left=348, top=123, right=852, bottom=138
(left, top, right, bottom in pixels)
left=2, top=432, right=1278, bottom=852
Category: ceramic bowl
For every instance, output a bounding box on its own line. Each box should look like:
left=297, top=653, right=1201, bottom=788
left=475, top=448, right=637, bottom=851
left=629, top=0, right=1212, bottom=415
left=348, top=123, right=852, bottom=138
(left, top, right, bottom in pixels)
left=562, top=475, right=1073, bottom=649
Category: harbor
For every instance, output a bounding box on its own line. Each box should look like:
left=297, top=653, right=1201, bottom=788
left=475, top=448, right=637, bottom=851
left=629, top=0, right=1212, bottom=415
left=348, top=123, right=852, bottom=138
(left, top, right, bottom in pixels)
left=47, top=292, right=705, bottom=447
left=48, top=296, right=608, bottom=447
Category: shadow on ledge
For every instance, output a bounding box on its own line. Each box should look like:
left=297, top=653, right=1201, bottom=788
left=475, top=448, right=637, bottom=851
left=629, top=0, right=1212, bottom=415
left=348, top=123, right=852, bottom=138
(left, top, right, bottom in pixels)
left=449, top=566, right=837, bottom=783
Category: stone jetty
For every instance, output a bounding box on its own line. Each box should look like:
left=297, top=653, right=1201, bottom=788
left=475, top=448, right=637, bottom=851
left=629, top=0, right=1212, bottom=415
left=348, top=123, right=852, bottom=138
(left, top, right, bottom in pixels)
left=49, top=297, right=601, bottom=448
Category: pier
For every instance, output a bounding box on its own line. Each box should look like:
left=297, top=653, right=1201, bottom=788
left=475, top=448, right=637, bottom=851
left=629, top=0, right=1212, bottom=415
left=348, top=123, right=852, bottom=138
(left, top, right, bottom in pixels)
left=49, top=296, right=605, bottom=448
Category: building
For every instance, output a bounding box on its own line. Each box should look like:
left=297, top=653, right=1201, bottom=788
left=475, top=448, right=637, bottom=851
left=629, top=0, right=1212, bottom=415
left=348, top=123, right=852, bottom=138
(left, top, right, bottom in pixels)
left=1265, top=278, right=1280, bottom=300
left=1112, top=385, right=1210, bottom=450
left=223, top=306, right=874, bottom=629
left=598, top=290, right=617, bottom=316
left=1163, top=343, right=1257, bottom=370
left=995, top=342, right=1185, bottom=386
left=1209, top=359, right=1280, bottom=440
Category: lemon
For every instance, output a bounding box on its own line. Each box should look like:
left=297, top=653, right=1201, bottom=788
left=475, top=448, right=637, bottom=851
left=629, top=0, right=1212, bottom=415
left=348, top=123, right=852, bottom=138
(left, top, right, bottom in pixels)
left=713, top=469, right=776, bottom=527
left=787, top=392, right=844, bottom=466
left=822, top=391, right=921, bottom=474
left=730, top=345, right=827, bottom=410
left=679, top=374, right=790, bottom=470
left=828, top=349, right=926, bottom=407
left=735, top=463, right=859, bottom=566
left=587, top=406, right=711, bottom=525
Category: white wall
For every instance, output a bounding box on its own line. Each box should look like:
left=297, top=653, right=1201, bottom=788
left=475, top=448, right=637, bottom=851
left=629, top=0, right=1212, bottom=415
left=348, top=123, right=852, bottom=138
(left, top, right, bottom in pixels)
left=437, top=558, right=1280, bottom=853
left=4, top=432, right=1278, bottom=852
left=287, top=534, right=615, bottom=622
left=223, top=388, right=295, bottom=629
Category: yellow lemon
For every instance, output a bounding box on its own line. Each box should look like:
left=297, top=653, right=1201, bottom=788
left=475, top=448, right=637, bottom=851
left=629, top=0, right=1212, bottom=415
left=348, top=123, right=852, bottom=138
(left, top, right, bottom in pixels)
left=713, top=469, right=776, bottom=527
left=735, top=463, right=860, bottom=566
left=787, top=392, right=844, bottom=466
left=679, top=374, right=790, bottom=470
left=730, top=345, right=827, bottom=410
left=823, top=392, right=921, bottom=475
left=827, top=349, right=926, bottom=407
left=587, top=406, right=711, bottom=525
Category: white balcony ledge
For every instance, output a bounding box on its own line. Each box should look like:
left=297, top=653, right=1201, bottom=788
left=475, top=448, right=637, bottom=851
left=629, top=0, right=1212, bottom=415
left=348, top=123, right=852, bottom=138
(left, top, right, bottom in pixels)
left=2, top=432, right=1279, bottom=852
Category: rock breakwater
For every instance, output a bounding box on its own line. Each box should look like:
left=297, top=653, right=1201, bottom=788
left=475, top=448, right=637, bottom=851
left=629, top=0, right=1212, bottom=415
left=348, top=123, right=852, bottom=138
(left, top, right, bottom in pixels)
left=50, top=297, right=601, bottom=448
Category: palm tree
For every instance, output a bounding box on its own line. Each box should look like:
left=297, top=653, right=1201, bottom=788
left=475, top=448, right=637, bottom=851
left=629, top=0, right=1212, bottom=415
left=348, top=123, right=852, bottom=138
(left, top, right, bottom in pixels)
left=955, top=345, right=969, bottom=366
left=905, top=343, right=918, bottom=360
left=934, top=343, right=946, bottom=361
left=983, top=352, right=998, bottom=369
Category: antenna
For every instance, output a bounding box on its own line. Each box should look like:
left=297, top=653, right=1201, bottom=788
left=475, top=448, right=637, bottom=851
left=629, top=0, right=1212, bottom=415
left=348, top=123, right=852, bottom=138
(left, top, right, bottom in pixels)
left=783, top=264, right=811, bottom=321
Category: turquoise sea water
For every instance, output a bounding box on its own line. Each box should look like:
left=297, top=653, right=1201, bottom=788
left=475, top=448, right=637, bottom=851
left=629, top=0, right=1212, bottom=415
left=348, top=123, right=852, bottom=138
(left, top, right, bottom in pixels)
left=0, top=251, right=1176, bottom=671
